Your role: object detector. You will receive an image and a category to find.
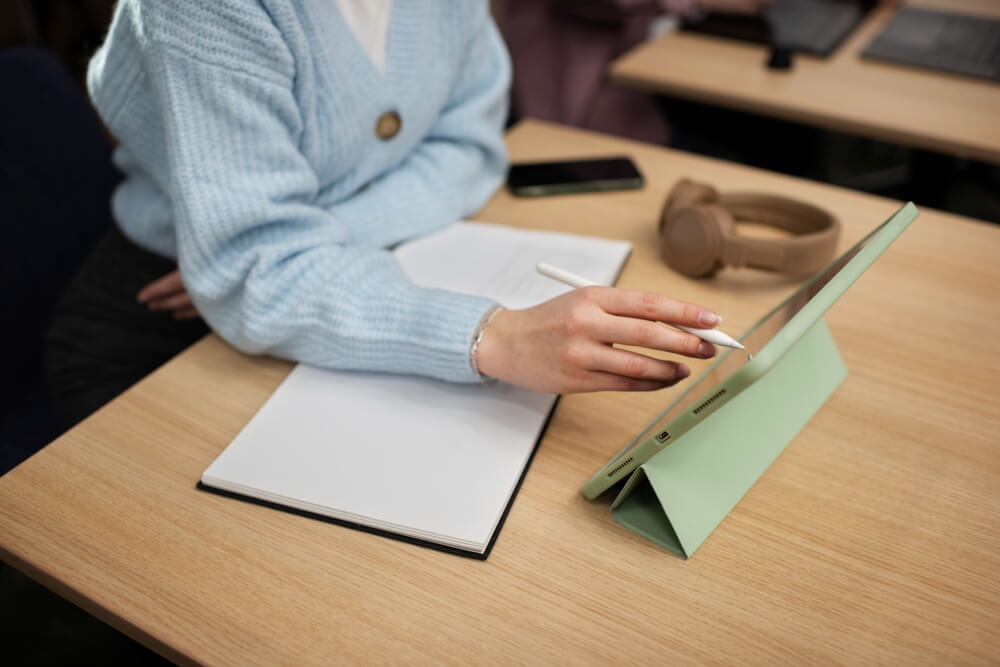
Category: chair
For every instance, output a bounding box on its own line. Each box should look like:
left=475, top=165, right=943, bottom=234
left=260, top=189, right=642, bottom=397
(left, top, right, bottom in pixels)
left=0, top=47, right=119, bottom=475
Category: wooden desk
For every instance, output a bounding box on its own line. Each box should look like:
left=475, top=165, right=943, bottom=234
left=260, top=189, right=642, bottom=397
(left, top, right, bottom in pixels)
left=610, top=0, right=1000, bottom=164
left=2, top=120, right=998, bottom=665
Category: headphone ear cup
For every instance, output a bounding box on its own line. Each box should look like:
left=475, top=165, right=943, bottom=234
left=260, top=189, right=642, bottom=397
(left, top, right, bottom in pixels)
left=659, top=178, right=720, bottom=235
left=659, top=204, right=733, bottom=278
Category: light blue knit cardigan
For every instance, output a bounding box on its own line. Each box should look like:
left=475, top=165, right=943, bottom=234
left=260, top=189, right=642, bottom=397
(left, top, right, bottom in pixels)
left=88, top=0, right=511, bottom=382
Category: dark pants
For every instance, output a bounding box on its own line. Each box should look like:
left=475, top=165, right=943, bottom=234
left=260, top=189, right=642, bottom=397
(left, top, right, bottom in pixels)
left=44, top=225, right=210, bottom=430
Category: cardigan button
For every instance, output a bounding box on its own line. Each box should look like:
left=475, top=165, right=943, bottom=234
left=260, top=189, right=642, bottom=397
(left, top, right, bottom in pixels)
left=375, top=111, right=402, bottom=140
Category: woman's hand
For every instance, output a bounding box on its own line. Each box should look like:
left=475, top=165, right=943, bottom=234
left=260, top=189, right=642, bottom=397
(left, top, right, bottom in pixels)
left=474, top=286, right=721, bottom=394
left=137, top=269, right=199, bottom=320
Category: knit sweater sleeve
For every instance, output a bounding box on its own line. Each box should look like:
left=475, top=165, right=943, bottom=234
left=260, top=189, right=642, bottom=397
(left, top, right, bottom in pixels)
left=93, top=1, right=510, bottom=383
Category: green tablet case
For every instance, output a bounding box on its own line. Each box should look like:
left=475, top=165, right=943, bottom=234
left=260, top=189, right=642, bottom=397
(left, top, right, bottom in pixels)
left=610, top=317, right=847, bottom=558
left=600, top=202, right=918, bottom=557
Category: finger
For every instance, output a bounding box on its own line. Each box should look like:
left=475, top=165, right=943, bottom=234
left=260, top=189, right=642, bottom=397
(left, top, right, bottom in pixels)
left=137, top=270, right=184, bottom=302
left=562, top=298, right=715, bottom=358
left=600, top=316, right=717, bottom=359
left=146, top=292, right=195, bottom=312
left=549, top=288, right=716, bottom=358
left=578, top=372, right=674, bottom=393
left=172, top=306, right=200, bottom=321
left=573, top=361, right=691, bottom=393
left=579, top=287, right=720, bottom=330
left=584, top=344, right=694, bottom=383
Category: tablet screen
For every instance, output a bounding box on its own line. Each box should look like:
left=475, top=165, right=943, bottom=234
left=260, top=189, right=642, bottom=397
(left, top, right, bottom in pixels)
left=606, top=215, right=878, bottom=464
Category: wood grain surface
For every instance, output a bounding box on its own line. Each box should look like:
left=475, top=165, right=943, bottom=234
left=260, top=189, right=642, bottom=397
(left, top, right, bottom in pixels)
left=1, top=119, right=997, bottom=665
left=610, top=0, right=1000, bottom=164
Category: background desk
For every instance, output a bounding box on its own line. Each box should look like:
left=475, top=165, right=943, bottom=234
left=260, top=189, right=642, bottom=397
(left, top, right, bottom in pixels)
left=609, top=0, right=1000, bottom=165
left=1, top=120, right=998, bottom=665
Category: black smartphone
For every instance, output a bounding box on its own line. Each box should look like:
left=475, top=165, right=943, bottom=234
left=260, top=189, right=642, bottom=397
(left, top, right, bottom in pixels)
left=506, top=156, right=644, bottom=197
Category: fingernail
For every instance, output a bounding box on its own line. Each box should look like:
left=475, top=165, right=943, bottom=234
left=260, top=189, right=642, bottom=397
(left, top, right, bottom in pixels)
left=698, top=341, right=715, bottom=357
left=677, top=364, right=690, bottom=379
left=699, top=311, right=721, bottom=327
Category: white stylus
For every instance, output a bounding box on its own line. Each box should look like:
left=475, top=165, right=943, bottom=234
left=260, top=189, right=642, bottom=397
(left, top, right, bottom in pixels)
left=535, top=261, right=745, bottom=351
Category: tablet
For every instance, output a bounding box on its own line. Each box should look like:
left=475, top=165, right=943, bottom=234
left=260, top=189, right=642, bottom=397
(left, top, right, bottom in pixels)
left=581, top=201, right=918, bottom=500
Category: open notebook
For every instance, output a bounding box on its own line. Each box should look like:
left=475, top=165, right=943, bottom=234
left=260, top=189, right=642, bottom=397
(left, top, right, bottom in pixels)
left=199, top=221, right=631, bottom=559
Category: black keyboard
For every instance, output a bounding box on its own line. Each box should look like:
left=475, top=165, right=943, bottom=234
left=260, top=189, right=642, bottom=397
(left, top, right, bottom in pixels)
left=767, top=0, right=866, bottom=53
left=683, top=0, right=870, bottom=57
left=861, top=7, right=1000, bottom=83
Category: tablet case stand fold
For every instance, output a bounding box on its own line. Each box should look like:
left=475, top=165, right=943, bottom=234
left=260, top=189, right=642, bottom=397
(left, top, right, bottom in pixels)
left=610, top=318, right=847, bottom=558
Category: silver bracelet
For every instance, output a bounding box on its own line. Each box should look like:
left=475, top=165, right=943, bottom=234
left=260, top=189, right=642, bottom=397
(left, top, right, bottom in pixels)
left=469, top=305, right=503, bottom=385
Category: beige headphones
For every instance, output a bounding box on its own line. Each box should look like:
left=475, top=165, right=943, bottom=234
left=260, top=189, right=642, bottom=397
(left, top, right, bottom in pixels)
left=658, top=178, right=841, bottom=278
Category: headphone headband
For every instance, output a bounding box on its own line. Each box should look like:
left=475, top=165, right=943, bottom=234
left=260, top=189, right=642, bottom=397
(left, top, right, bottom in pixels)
left=659, top=179, right=841, bottom=278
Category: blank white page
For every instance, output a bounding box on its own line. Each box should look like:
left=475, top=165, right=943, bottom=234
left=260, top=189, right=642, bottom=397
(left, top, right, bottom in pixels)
left=201, top=221, right=632, bottom=554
